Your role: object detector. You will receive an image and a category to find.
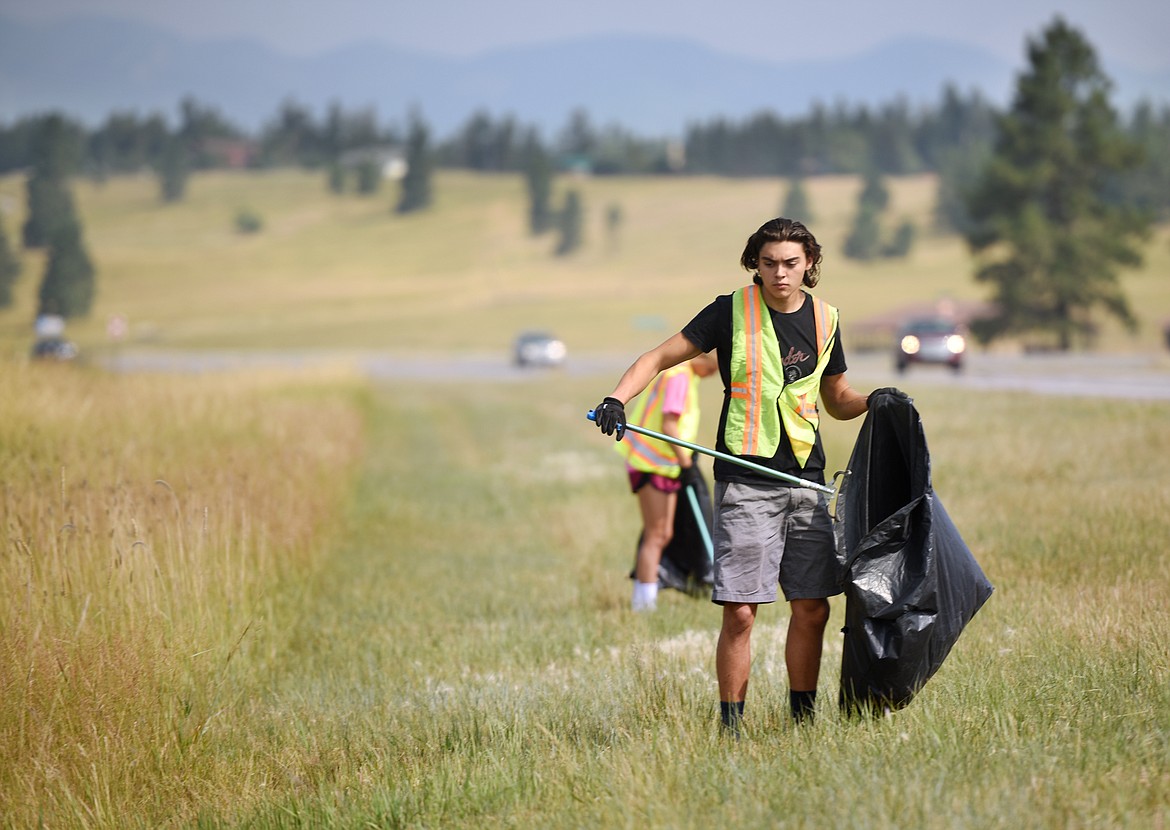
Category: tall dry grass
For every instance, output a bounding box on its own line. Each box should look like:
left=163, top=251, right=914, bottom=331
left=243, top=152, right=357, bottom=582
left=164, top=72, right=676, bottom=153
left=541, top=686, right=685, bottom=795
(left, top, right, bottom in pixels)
left=0, top=360, right=366, bottom=826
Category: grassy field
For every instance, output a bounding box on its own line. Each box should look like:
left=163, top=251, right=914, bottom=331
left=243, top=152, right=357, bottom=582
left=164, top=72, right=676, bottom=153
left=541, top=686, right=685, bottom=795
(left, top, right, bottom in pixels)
left=2, top=366, right=1167, bottom=828
left=1, top=169, right=1169, bottom=827
left=1, top=169, right=1168, bottom=356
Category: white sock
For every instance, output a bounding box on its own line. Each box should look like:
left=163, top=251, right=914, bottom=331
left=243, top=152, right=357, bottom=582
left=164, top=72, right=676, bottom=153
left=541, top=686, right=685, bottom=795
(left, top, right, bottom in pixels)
left=632, top=581, right=659, bottom=611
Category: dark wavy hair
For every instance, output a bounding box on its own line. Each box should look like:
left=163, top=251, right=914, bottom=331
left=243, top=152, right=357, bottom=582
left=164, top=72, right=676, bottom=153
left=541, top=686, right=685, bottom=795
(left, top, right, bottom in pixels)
left=739, top=217, right=823, bottom=288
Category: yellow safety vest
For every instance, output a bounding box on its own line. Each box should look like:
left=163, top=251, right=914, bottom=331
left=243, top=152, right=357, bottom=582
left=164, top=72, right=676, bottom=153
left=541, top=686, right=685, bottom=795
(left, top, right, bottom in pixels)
left=724, top=286, right=839, bottom=468
left=616, top=364, right=701, bottom=477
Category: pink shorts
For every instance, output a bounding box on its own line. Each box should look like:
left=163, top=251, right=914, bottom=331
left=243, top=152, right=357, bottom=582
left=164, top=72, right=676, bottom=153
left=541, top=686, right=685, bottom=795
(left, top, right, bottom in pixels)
left=627, top=469, right=682, bottom=494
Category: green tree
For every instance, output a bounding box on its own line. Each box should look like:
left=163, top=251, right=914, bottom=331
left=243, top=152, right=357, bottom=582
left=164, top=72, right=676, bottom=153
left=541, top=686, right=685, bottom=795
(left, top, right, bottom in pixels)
left=1120, top=101, right=1170, bottom=221
left=843, top=168, right=891, bottom=260
left=781, top=176, right=813, bottom=223
left=0, top=217, right=21, bottom=307
left=554, top=190, right=583, bottom=257
left=37, top=221, right=95, bottom=318
left=21, top=115, right=80, bottom=248
left=934, top=145, right=990, bottom=234
left=843, top=206, right=882, bottom=260
left=965, top=18, right=1148, bottom=349
left=396, top=114, right=433, bottom=214
left=523, top=133, right=555, bottom=235
left=605, top=202, right=624, bottom=251
left=22, top=174, right=77, bottom=249
left=857, top=167, right=890, bottom=212
left=883, top=220, right=917, bottom=258
left=327, top=161, right=347, bottom=194
left=156, top=135, right=190, bottom=203
left=356, top=161, right=381, bottom=195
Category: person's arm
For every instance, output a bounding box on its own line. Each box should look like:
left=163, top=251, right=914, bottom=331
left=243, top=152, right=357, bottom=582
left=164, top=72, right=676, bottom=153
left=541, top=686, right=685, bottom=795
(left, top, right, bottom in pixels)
left=659, top=412, right=694, bottom=469
left=592, top=333, right=702, bottom=441
left=608, top=332, right=702, bottom=405
left=820, top=372, right=868, bottom=420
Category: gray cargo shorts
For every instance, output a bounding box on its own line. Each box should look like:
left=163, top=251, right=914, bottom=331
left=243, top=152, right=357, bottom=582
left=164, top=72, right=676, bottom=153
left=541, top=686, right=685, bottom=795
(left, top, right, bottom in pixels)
left=710, top=480, right=843, bottom=605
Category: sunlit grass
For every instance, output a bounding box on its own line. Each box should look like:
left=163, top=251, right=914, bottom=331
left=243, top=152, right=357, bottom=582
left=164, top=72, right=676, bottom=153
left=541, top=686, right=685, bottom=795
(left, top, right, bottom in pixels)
left=1, top=170, right=1165, bottom=358
left=1, top=358, right=1168, bottom=827
left=1, top=165, right=1168, bottom=827
left=0, top=359, right=367, bottom=827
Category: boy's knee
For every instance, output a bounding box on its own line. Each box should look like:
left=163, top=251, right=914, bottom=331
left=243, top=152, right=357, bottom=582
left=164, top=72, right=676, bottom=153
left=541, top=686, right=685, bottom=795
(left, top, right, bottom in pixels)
left=722, top=603, right=756, bottom=636
left=791, top=598, right=830, bottom=628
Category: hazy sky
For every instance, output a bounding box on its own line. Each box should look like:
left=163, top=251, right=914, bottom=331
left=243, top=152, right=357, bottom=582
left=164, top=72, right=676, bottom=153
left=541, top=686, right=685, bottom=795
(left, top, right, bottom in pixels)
left=3, top=0, right=1168, bottom=72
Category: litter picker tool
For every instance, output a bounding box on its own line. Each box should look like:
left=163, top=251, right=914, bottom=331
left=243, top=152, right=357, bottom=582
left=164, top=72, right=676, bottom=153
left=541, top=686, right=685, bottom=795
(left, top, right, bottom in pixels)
left=683, top=484, right=714, bottom=562
left=586, top=410, right=839, bottom=497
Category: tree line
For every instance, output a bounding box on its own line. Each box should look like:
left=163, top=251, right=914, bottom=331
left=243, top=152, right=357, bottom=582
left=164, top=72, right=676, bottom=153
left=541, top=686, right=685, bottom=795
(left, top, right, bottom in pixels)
left=0, top=17, right=1165, bottom=349
left=2, top=86, right=1168, bottom=217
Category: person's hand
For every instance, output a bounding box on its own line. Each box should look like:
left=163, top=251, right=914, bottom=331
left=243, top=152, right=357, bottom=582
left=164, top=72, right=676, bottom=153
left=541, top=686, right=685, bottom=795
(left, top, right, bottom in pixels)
left=867, top=387, right=913, bottom=408
left=679, top=463, right=703, bottom=488
left=593, top=397, right=627, bottom=440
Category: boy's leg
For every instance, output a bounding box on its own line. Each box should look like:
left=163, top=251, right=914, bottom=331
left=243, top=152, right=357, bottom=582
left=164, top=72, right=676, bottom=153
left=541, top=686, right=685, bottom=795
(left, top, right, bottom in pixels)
left=717, top=602, right=757, bottom=727
left=786, top=597, right=830, bottom=722
left=786, top=597, right=830, bottom=689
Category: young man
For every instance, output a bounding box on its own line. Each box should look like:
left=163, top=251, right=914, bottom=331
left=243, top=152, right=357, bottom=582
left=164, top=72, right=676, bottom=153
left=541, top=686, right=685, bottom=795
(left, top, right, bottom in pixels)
left=593, top=217, right=904, bottom=730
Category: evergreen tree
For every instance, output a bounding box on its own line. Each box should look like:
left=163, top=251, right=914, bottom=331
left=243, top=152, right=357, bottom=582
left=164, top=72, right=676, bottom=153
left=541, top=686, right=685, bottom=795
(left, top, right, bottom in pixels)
left=22, top=115, right=80, bottom=248
left=934, top=145, right=989, bottom=234
left=0, top=217, right=21, bottom=308
left=554, top=190, right=583, bottom=257
left=523, top=133, right=554, bottom=235
left=37, top=221, right=95, bottom=318
left=327, top=161, right=346, bottom=194
left=965, top=18, right=1148, bottom=349
left=843, top=169, right=890, bottom=260
left=157, top=135, right=190, bottom=203
left=843, top=206, right=882, bottom=260
left=781, top=176, right=813, bottom=223
left=1120, top=102, right=1170, bottom=221
left=22, top=173, right=77, bottom=249
left=605, top=202, right=624, bottom=251
left=883, top=220, right=917, bottom=258
left=356, top=161, right=381, bottom=194
left=857, top=167, right=890, bottom=212
left=396, top=114, right=433, bottom=214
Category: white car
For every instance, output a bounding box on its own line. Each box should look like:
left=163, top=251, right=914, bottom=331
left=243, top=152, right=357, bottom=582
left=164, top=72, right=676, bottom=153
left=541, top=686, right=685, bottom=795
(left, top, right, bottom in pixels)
left=513, top=331, right=566, bottom=368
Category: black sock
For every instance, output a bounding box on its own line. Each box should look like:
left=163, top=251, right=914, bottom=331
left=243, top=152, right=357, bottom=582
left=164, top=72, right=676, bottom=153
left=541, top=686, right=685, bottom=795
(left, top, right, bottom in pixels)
left=790, top=689, right=816, bottom=723
left=720, top=700, right=745, bottom=728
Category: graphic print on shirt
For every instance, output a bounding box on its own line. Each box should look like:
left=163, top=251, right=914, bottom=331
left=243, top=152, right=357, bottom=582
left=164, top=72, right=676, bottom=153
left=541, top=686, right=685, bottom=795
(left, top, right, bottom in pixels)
left=781, top=346, right=811, bottom=384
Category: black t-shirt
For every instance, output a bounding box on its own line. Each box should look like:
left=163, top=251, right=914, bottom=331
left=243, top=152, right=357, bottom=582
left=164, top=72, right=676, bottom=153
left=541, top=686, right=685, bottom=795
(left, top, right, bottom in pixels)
left=681, top=290, right=847, bottom=486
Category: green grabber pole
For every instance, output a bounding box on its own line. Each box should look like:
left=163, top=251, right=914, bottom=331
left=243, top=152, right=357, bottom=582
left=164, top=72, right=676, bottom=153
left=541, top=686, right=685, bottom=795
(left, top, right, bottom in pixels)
left=683, top=485, right=715, bottom=563
left=586, top=410, right=836, bottom=497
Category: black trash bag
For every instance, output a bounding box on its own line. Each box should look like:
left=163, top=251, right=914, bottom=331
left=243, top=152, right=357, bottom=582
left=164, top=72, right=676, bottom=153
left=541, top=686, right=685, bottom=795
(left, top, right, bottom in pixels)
left=836, top=393, right=993, bottom=713
left=632, top=463, right=714, bottom=596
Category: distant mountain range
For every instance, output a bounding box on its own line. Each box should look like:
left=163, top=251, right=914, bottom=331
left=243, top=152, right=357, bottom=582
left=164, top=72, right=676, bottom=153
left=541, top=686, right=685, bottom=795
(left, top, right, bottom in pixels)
left=1, top=14, right=1167, bottom=137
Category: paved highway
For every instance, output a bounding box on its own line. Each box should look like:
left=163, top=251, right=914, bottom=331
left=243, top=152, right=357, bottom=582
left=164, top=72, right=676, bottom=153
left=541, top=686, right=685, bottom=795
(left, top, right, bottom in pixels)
left=100, top=348, right=1170, bottom=401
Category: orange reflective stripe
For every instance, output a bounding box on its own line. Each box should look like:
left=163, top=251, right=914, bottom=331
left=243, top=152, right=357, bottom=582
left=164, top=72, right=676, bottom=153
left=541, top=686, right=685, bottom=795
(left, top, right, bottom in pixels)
left=623, top=433, right=678, bottom=469
left=741, top=286, right=762, bottom=455
left=812, top=296, right=828, bottom=353
left=616, top=364, right=701, bottom=476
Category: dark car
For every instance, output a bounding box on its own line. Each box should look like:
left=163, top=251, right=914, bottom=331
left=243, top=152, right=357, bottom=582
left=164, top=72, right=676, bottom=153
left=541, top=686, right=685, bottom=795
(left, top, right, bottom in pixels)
left=895, top=318, right=965, bottom=373
left=31, top=336, right=79, bottom=362
left=513, top=331, right=566, bottom=368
